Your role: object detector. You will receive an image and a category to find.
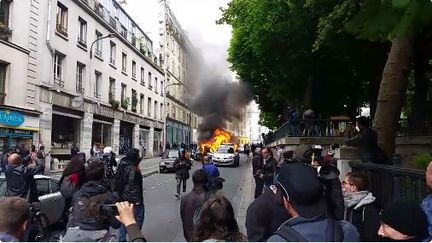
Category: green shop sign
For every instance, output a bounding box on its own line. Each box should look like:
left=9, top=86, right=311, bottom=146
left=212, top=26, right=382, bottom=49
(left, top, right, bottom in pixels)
left=0, top=110, right=25, bottom=127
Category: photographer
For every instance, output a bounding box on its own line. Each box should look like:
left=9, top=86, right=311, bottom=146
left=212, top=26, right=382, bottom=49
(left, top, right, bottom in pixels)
left=173, top=149, right=192, bottom=199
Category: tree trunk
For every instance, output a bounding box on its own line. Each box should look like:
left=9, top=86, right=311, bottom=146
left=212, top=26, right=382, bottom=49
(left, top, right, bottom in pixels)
left=409, top=34, right=430, bottom=135
left=373, top=37, right=414, bottom=158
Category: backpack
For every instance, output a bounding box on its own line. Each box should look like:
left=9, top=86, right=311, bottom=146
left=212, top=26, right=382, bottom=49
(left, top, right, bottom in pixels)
left=274, top=218, right=342, bottom=242
left=192, top=192, right=211, bottom=227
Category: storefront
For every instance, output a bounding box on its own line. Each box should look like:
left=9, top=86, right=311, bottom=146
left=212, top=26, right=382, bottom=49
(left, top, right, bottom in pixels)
left=139, top=126, right=150, bottom=157
left=166, top=119, right=191, bottom=149
left=119, top=121, right=134, bottom=155
left=153, top=129, right=162, bottom=156
left=92, top=115, right=113, bottom=148
left=0, top=109, right=39, bottom=154
left=51, top=107, right=82, bottom=170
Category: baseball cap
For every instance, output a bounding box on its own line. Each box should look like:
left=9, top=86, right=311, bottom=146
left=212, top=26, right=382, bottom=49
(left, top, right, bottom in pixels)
left=277, top=163, right=326, bottom=219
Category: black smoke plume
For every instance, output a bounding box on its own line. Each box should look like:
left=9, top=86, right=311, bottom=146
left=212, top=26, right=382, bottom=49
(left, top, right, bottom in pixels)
left=184, top=32, right=253, bottom=142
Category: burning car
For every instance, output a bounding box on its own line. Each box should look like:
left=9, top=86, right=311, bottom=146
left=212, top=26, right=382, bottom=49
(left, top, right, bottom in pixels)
left=211, top=145, right=240, bottom=167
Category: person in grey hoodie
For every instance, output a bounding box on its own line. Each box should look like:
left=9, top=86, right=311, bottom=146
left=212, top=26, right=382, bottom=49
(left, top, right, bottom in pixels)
left=342, top=172, right=380, bottom=241
left=267, top=164, right=359, bottom=242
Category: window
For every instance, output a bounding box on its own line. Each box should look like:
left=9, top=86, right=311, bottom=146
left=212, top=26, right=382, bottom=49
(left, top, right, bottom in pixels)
left=0, top=63, right=7, bottom=99
left=140, top=67, right=145, bottom=85
left=78, top=17, right=87, bottom=46
left=160, top=103, right=163, bottom=120
left=131, top=89, right=137, bottom=111
left=120, top=25, right=127, bottom=39
left=122, top=52, right=127, bottom=73
left=54, top=52, right=64, bottom=86
left=140, top=94, right=144, bottom=114
left=95, top=31, right=103, bottom=58
left=147, top=97, right=151, bottom=117
left=155, top=77, right=158, bottom=93
left=0, top=0, right=11, bottom=28
left=121, top=83, right=126, bottom=102
left=56, top=2, right=68, bottom=36
left=154, top=101, right=158, bottom=119
left=95, top=71, right=101, bottom=99
left=132, top=61, right=136, bottom=79
left=148, top=72, right=152, bottom=89
left=160, top=81, right=163, bottom=96
left=76, top=62, right=85, bottom=93
left=110, top=41, right=116, bottom=65
left=109, top=78, right=115, bottom=101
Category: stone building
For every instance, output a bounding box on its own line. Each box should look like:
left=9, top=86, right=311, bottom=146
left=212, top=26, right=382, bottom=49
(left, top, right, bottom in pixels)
left=159, top=1, right=199, bottom=149
left=0, top=0, right=41, bottom=155
left=36, top=0, right=165, bottom=170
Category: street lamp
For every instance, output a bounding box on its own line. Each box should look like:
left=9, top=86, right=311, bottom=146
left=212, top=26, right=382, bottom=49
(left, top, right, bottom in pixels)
left=88, top=33, right=116, bottom=102
left=89, top=33, right=116, bottom=59
left=163, top=82, right=183, bottom=153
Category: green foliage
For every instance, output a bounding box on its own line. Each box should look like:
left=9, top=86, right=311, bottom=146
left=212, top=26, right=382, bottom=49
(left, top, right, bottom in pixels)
left=219, top=0, right=389, bottom=123
left=121, top=97, right=130, bottom=110
left=409, top=152, right=432, bottom=169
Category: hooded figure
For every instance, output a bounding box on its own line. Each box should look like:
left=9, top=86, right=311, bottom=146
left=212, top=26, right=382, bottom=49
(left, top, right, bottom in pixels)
left=114, top=148, right=145, bottom=242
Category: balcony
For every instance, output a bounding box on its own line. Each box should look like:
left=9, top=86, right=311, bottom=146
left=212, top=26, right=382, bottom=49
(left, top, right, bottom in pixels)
left=54, top=77, right=64, bottom=87
left=56, top=25, right=68, bottom=37
left=76, top=86, right=85, bottom=94
left=94, top=2, right=104, bottom=18
left=0, top=24, right=12, bottom=41
left=95, top=49, right=102, bottom=58
left=77, top=36, right=87, bottom=48
left=132, top=73, right=136, bottom=79
left=131, top=36, right=137, bottom=47
left=140, top=81, right=145, bottom=86
left=148, top=85, right=153, bottom=90
left=109, top=16, right=117, bottom=29
left=94, top=92, right=101, bottom=99
left=110, top=58, right=115, bottom=66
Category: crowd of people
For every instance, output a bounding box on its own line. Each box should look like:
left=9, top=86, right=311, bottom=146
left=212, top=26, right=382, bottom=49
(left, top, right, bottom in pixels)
left=2, top=137, right=432, bottom=242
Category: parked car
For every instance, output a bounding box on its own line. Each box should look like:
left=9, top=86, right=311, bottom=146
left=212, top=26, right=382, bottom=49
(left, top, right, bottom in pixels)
left=211, top=146, right=240, bottom=167
left=0, top=174, right=65, bottom=241
left=159, top=149, right=180, bottom=173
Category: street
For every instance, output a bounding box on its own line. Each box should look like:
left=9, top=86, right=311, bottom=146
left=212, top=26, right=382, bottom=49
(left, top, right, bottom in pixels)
left=140, top=154, right=252, bottom=242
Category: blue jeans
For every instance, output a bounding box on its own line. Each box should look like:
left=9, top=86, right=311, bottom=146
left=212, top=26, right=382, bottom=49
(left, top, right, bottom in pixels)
left=119, top=204, right=145, bottom=242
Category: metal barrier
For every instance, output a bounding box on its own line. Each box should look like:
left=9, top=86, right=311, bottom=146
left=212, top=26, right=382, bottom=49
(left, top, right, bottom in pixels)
left=349, top=161, right=429, bottom=207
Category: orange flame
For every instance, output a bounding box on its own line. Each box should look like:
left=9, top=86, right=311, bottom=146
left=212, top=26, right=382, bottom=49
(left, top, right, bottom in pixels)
left=199, top=128, right=238, bottom=153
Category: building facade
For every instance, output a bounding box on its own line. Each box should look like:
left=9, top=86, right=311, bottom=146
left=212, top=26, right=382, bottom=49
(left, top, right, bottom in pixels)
left=159, top=1, right=199, bottom=148
left=0, top=0, right=41, bottom=155
left=35, top=0, right=165, bottom=170
left=246, top=101, right=269, bottom=144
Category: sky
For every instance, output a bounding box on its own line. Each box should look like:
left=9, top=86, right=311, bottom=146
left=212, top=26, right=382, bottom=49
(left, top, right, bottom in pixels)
left=122, top=0, right=233, bottom=75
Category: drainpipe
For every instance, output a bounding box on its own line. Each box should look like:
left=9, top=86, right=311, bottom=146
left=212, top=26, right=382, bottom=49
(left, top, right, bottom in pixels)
left=46, top=0, right=55, bottom=85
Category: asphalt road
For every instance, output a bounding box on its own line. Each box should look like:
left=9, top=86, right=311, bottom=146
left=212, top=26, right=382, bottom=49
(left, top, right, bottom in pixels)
left=141, top=155, right=251, bottom=242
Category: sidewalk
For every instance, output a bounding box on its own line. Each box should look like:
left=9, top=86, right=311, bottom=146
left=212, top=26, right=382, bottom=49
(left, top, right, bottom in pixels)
left=236, top=157, right=255, bottom=235
left=47, top=156, right=161, bottom=180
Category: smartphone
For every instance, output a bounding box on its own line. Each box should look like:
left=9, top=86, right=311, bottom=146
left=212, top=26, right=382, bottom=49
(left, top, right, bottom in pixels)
left=100, top=204, right=119, bottom=216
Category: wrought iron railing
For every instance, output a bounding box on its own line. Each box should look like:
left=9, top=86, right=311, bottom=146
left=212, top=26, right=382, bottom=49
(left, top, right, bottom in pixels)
left=265, top=118, right=432, bottom=145
left=350, top=161, right=429, bottom=207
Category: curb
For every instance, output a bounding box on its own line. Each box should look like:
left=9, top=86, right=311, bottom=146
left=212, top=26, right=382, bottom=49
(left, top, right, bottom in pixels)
left=143, top=169, right=159, bottom=178
left=237, top=158, right=254, bottom=235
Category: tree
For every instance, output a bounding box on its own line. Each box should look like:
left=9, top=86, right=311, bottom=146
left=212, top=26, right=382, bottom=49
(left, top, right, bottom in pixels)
left=343, top=0, right=432, bottom=157
left=219, top=0, right=388, bottom=126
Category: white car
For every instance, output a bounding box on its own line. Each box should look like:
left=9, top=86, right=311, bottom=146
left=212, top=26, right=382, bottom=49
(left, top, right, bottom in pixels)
left=211, top=146, right=240, bottom=167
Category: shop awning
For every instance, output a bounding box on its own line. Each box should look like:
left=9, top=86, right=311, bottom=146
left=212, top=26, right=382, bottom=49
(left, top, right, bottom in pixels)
left=52, top=110, right=82, bottom=119
left=0, top=125, right=39, bottom=132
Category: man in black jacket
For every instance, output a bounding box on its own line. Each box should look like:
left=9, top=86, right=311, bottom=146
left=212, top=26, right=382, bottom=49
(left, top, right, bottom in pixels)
left=252, top=148, right=264, bottom=198
left=180, top=169, right=209, bottom=241
left=5, top=153, right=43, bottom=202
left=173, top=149, right=192, bottom=199
left=115, top=148, right=144, bottom=242
left=346, top=116, right=387, bottom=164
left=261, top=148, right=277, bottom=187
left=246, top=186, right=291, bottom=241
